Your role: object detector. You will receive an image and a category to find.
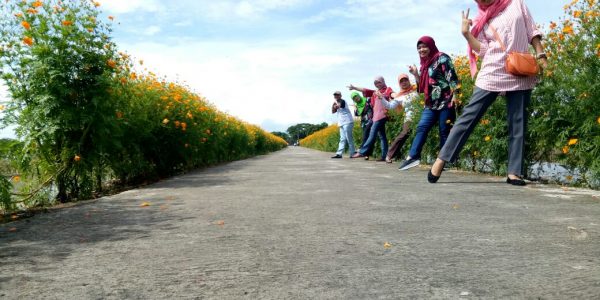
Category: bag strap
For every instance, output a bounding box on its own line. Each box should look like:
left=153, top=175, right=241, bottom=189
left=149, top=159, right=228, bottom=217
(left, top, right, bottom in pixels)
left=488, top=24, right=507, bottom=52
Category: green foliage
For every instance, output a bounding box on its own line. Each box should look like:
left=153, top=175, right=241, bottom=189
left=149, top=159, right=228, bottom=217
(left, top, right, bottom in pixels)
left=0, top=0, right=287, bottom=212
left=287, top=122, right=328, bottom=142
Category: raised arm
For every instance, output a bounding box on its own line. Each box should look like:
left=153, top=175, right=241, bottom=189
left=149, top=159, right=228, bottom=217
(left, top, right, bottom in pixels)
left=461, top=8, right=481, bottom=53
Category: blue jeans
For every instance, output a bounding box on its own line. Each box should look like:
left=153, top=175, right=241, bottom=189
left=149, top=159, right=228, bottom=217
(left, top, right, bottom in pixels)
left=336, top=123, right=355, bottom=156
left=359, top=118, right=388, bottom=159
left=408, top=107, right=455, bottom=159
left=360, top=120, right=373, bottom=153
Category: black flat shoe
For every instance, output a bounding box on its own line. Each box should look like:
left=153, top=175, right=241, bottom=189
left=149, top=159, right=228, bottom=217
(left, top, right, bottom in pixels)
left=428, top=170, right=441, bottom=183
left=506, top=177, right=526, bottom=186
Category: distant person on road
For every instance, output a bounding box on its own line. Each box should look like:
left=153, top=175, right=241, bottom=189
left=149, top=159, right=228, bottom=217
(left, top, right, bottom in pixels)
left=428, top=0, right=547, bottom=185
left=379, top=73, right=419, bottom=163
left=351, top=91, right=373, bottom=158
left=349, top=76, right=393, bottom=162
left=331, top=91, right=356, bottom=159
left=398, top=36, right=460, bottom=171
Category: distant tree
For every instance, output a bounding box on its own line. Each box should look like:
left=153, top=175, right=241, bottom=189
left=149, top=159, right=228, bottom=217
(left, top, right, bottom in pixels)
left=271, top=131, right=291, bottom=143
left=287, top=122, right=328, bottom=142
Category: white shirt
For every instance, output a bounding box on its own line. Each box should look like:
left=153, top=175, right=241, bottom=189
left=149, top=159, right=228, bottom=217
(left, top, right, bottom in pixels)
left=380, top=90, right=419, bottom=122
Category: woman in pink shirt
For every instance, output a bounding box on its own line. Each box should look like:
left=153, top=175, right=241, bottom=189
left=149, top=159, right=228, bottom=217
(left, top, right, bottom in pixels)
left=349, top=76, right=393, bottom=161
left=428, top=0, right=548, bottom=185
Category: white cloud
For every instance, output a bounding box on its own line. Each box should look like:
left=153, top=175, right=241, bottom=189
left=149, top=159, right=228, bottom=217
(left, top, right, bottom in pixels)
left=98, top=0, right=162, bottom=14
left=118, top=37, right=350, bottom=131
left=144, top=26, right=161, bottom=36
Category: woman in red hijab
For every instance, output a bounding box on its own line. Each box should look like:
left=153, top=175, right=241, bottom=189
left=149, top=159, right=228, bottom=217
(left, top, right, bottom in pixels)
left=398, top=36, right=460, bottom=171
left=428, top=0, right=547, bottom=185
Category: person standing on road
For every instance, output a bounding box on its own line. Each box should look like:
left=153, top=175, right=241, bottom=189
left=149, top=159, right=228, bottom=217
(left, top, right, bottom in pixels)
left=380, top=73, right=419, bottom=163
left=349, top=76, right=393, bottom=162
left=331, top=91, right=356, bottom=159
left=351, top=91, right=374, bottom=158
left=428, top=0, right=547, bottom=185
left=398, top=36, right=461, bottom=171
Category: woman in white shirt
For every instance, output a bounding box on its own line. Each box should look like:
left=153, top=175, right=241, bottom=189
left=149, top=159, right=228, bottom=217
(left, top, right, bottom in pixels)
left=377, top=74, right=419, bottom=163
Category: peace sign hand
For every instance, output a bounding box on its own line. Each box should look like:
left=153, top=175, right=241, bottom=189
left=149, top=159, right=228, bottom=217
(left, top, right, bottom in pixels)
left=461, top=8, right=472, bottom=36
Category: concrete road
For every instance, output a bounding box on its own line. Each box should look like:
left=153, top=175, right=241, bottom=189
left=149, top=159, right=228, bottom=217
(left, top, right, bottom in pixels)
left=1, top=146, right=599, bottom=299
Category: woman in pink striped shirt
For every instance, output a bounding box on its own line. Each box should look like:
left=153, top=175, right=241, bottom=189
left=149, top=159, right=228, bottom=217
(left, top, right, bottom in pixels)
left=428, top=0, right=548, bottom=185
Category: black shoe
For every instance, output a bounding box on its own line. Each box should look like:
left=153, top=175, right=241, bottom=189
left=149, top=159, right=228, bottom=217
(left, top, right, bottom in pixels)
left=428, top=170, right=441, bottom=183
left=331, top=154, right=342, bottom=159
left=398, top=158, right=420, bottom=170
left=506, top=177, right=526, bottom=186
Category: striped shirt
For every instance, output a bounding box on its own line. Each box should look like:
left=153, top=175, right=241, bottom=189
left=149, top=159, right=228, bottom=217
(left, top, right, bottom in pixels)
left=475, top=0, right=542, bottom=92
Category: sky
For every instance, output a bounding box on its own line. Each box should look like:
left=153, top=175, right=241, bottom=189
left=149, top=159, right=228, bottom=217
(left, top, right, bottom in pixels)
left=0, top=0, right=567, bottom=137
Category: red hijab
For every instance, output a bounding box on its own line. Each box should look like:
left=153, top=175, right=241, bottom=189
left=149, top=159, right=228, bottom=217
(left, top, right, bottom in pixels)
left=468, top=0, right=512, bottom=77
left=417, top=36, right=443, bottom=102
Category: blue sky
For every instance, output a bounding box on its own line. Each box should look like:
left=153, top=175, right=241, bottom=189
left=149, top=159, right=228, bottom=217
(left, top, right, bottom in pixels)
left=0, top=0, right=567, bottom=136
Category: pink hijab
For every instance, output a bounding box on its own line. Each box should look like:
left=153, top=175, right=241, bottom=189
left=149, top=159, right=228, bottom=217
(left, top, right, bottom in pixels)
left=468, top=0, right=512, bottom=78
left=417, top=36, right=443, bottom=102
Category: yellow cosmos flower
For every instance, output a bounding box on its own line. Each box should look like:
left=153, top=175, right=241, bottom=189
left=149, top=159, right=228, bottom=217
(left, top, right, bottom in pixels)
left=21, top=21, right=30, bottom=30
left=568, top=138, right=578, bottom=145
left=597, top=116, right=600, bottom=124
left=562, top=146, right=569, bottom=154
left=12, top=175, right=21, bottom=183
left=74, top=155, right=81, bottom=162
left=484, top=136, right=491, bottom=142
left=32, top=1, right=43, bottom=8
left=573, top=10, right=582, bottom=18
left=62, top=20, right=73, bottom=26
left=563, top=25, right=574, bottom=35
left=162, top=118, right=169, bottom=124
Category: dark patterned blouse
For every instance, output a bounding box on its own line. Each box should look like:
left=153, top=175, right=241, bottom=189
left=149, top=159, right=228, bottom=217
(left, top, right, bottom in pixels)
left=424, top=53, right=460, bottom=110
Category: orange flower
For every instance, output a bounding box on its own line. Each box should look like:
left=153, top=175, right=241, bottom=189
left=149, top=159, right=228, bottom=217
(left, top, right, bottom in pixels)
left=14, top=13, right=23, bottom=18
left=130, top=72, right=137, bottom=80
left=26, top=8, right=38, bottom=14
left=562, top=146, right=570, bottom=154
left=573, top=10, right=582, bottom=18
left=32, top=1, right=43, bottom=8
left=12, top=175, right=21, bottom=183
left=116, top=111, right=123, bottom=119
left=480, top=119, right=490, bottom=125
left=181, top=122, right=187, bottom=130
left=597, top=116, right=600, bottom=124
left=107, top=59, right=116, bottom=68
left=23, top=36, right=33, bottom=46
left=21, top=21, right=30, bottom=30
left=563, top=25, right=574, bottom=35
left=568, top=138, right=578, bottom=146
left=74, top=155, right=81, bottom=162
left=93, top=1, right=101, bottom=7
left=108, top=16, right=114, bottom=21
left=205, top=129, right=211, bottom=135
left=186, top=112, right=193, bottom=119
left=86, top=28, right=93, bottom=32
left=484, top=136, right=491, bottom=142
left=62, top=20, right=73, bottom=26
left=549, top=22, right=557, bottom=30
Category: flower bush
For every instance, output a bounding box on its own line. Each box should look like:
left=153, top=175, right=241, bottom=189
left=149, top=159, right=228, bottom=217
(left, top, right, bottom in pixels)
left=0, top=0, right=286, bottom=212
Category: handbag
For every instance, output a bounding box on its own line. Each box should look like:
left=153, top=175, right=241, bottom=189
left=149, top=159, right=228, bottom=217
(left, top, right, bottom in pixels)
left=489, top=25, right=539, bottom=76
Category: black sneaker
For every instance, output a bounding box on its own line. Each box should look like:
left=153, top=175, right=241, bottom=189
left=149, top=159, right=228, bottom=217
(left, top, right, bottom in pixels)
left=331, top=154, right=343, bottom=159
left=398, top=158, right=420, bottom=170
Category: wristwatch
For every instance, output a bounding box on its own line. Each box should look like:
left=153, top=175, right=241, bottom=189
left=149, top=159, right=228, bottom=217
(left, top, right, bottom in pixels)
left=536, top=53, right=547, bottom=60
